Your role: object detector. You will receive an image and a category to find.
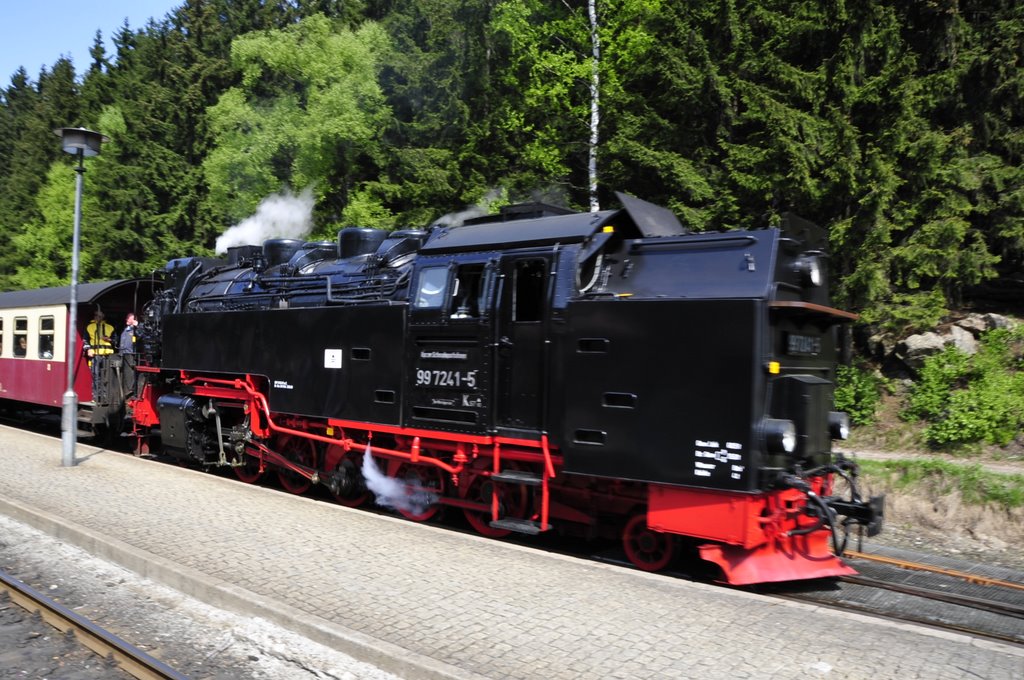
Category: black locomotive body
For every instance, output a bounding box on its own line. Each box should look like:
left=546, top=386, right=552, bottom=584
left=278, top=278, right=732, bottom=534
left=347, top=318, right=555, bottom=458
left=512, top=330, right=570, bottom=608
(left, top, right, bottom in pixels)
left=129, top=194, right=883, bottom=584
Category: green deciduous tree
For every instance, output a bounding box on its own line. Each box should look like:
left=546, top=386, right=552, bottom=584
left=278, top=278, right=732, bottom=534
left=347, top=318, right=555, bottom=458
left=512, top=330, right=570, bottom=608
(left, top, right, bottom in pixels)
left=204, top=14, right=392, bottom=231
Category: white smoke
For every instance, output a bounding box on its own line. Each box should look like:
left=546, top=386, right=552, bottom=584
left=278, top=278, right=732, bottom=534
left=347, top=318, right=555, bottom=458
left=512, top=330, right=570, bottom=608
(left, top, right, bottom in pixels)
left=429, top=188, right=507, bottom=228
left=429, top=186, right=571, bottom=228
left=215, top=188, right=316, bottom=254
left=360, top=443, right=438, bottom=515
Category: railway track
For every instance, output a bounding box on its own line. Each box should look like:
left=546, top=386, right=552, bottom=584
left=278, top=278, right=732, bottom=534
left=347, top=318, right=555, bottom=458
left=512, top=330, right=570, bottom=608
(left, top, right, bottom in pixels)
left=0, top=568, right=189, bottom=680
left=6, top=416, right=1023, bottom=649
left=843, top=548, right=1024, bottom=592
left=774, top=549, right=1024, bottom=646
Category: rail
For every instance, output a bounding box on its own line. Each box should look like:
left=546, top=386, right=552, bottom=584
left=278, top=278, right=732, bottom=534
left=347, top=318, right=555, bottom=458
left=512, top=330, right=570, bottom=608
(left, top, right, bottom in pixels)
left=0, top=568, right=188, bottom=680
left=797, top=550, right=1024, bottom=645
left=839, top=574, right=1024, bottom=620
left=843, top=549, right=1024, bottom=592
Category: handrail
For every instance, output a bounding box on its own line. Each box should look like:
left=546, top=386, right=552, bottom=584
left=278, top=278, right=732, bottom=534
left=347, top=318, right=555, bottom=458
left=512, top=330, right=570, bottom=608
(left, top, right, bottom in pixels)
left=768, top=300, right=859, bottom=321
left=629, top=233, right=757, bottom=252
left=179, top=373, right=465, bottom=477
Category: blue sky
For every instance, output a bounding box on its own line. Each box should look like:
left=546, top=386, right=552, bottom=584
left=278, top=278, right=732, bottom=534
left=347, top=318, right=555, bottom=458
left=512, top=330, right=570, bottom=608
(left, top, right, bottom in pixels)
left=0, top=1, right=183, bottom=85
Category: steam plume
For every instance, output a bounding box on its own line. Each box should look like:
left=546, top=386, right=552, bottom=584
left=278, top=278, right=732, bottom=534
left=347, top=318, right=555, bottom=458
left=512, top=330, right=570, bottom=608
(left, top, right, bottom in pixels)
left=215, top=188, right=316, bottom=254
left=360, top=443, right=438, bottom=515
left=429, top=188, right=506, bottom=228
left=428, top=186, right=569, bottom=228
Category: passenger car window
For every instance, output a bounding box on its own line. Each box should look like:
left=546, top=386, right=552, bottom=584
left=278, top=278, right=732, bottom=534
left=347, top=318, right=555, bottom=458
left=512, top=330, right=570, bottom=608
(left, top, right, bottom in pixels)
left=13, top=317, right=27, bottom=357
left=39, top=316, right=54, bottom=359
left=0, top=317, right=4, bottom=356
left=414, top=267, right=449, bottom=309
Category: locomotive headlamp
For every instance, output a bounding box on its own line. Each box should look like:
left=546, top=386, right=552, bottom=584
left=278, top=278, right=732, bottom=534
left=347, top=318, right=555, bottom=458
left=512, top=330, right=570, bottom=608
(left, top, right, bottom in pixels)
left=794, top=255, right=822, bottom=287
left=829, top=411, right=851, bottom=440
left=763, top=418, right=797, bottom=454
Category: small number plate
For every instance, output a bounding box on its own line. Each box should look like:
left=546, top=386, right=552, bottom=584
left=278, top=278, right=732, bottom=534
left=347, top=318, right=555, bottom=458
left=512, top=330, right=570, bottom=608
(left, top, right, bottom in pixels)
left=786, top=333, right=821, bottom=357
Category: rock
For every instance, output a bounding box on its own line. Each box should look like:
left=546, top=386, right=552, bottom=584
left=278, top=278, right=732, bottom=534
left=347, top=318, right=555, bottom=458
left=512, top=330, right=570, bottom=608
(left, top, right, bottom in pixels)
left=983, top=313, right=1016, bottom=330
left=867, top=332, right=897, bottom=360
left=954, top=314, right=988, bottom=338
left=944, top=325, right=978, bottom=355
left=897, top=332, right=946, bottom=370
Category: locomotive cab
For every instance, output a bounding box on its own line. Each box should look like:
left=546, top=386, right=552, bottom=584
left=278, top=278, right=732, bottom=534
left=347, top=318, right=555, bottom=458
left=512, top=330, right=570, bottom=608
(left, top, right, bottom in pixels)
left=550, top=202, right=881, bottom=582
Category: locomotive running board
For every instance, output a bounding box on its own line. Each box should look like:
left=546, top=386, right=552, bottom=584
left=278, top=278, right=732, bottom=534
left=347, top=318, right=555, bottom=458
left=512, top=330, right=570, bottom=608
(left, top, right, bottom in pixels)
left=491, top=470, right=543, bottom=486
left=489, top=518, right=550, bottom=535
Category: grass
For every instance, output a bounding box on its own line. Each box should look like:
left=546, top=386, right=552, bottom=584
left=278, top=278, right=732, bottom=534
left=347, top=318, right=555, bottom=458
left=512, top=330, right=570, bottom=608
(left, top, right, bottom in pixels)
left=858, top=458, right=1024, bottom=509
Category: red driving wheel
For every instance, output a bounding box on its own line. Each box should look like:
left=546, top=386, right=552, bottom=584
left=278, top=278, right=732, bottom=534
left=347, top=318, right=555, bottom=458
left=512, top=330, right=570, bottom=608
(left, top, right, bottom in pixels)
left=460, top=461, right=529, bottom=537
left=233, top=450, right=264, bottom=484
left=275, top=434, right=317, bottom=495
left=622, top=513, right=676, bottom=572
left=392, top=462, right=445, bottom=522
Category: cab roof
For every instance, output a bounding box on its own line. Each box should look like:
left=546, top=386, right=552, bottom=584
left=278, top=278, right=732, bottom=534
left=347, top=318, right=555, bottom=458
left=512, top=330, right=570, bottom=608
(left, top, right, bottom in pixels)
left=419, top=193, right=687, bottom=254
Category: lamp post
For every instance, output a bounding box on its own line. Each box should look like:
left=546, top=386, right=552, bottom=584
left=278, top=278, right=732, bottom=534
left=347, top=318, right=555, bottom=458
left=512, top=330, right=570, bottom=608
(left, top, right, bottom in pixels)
left=54, top=127, right=107, bottom=468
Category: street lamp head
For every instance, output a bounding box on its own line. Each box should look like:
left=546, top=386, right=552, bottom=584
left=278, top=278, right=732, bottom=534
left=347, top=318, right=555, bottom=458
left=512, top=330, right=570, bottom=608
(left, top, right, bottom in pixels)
left=53, top=127, right=108, bottom=157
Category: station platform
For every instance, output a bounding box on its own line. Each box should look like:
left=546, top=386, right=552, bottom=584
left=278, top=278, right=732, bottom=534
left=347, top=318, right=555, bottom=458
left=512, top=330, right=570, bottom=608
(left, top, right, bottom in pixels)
left=0, top=425, right=1020, bottom=680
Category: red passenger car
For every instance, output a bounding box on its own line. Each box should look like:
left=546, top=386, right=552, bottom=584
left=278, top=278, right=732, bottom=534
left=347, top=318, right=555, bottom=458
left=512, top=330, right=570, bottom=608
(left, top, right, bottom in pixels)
left=0, top=280, right=157, bottom=434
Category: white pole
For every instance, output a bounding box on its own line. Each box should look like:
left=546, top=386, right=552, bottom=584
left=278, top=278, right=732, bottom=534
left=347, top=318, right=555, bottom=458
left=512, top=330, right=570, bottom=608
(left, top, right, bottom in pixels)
left=588, top=0, right=601, bottom=212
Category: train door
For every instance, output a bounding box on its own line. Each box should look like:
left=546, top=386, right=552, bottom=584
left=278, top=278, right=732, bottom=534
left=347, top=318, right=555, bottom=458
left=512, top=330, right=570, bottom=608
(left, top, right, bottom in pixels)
left=495, top=256, right=552, bottom=433
left=405, top=257, right=495, bottom=433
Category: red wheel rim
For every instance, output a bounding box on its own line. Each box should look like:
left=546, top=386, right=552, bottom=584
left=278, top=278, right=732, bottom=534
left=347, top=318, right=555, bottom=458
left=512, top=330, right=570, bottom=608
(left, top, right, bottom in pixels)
left=275, top=435, right=316, bottom=495
left=622, top=514, right=675, bottom=572
left=233, top=452, right=264, bottom=484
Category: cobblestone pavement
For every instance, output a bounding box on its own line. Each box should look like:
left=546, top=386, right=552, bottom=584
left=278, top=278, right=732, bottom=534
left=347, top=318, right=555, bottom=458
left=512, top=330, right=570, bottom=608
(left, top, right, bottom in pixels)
left=0, top=514, right=401, bottom=679
left=0, top=426, right=1021, bottom=680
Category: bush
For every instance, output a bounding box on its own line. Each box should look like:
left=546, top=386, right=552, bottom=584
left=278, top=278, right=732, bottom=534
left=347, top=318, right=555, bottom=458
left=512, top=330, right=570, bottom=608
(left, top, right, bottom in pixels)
left=834, top=363, right=885, bottom=425
left=902, top=345, right=973, bottom=422
left=902, top=327, right=1024, bottom=448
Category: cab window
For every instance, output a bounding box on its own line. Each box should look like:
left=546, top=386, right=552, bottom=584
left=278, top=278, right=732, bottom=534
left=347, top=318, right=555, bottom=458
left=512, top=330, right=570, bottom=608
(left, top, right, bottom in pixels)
left=513, top=260, right=546, bottom=322
left=451, top=264, right=486, bottom=319
left=13, top=317, right=27, bottom=357
left=414, top=267, right=449, bottom=309
left=39, top=316, right=55, bottom=359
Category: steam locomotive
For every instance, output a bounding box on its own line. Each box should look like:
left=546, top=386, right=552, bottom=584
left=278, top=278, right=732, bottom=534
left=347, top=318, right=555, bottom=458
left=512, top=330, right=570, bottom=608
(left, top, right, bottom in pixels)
left=124, top=192, right=883, bottom=584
